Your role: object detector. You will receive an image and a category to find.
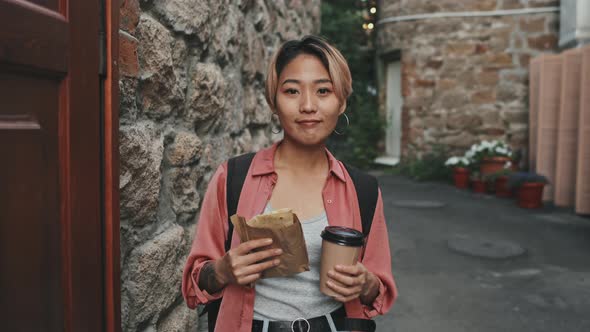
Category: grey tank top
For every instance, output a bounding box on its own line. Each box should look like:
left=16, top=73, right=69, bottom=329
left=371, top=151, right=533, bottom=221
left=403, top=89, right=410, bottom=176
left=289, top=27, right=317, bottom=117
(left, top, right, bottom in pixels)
left=252, top=203, right=341, bottom=320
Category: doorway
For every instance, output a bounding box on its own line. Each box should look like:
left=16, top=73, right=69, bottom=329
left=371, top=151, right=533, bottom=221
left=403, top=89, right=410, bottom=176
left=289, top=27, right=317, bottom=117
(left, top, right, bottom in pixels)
left=375, top=59, right=403, bottom=166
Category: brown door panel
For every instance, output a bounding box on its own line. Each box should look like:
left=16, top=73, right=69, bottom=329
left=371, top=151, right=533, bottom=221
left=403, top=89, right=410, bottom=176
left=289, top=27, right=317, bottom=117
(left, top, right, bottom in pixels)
left=0, top=0, right=105, bottom=331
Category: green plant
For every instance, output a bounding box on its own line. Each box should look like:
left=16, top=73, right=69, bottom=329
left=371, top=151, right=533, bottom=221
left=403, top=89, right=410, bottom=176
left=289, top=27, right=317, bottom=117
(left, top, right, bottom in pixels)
left=507, top=172, right=549, bottom=189
left=390, top=144, right=451, bottom=181
left=322, top=1, right=382, bottom=169
left=470, top=171, right=484, bottom=182
left=483, top=169, right=513, bottom=182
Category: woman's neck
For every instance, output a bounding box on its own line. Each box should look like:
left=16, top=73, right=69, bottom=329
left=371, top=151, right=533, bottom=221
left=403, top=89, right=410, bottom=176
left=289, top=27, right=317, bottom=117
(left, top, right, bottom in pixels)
left=274, top=138, right=329, bottom=174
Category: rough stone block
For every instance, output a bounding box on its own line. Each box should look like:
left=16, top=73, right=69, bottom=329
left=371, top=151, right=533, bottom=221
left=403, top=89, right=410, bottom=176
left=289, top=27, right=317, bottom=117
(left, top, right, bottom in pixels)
left=119, top=76, right=138, bottom=121
left=440, top=131, right=477, bottom=148
left=528, top=0, right=559, bottom=7
left=153, top=0, right=221, bottom=41
left=137, top=15, right=184, bottom=119
left=445, top=42, right=475, bottom=56
left=157, top=302, right=198, bottom=332
left=171, top=38, right=189, bottom=95
left=124, top=225, right=185, bottom=329
left=404, top=96, right=431, bottom=108
left=476, top=69, right=499, bottom=86
left=426, top=59, right=443, bottom=69
left=210, top=6, right=242, bottom=66
left=185, top=62, right=227, bottom=123
left=477, top=128, right=506, bottom=136
left=508, top=129, right=528, bottom=146
left=497, top=82, right=526, bottom=102
left=201, top=136, right=235, bottom=172
left=242, top=21, right=267, bottom=81
left=137, top=15, right=174, bottom=76
left=502, top=108, right=528, bottom=123
left=416, top=78, right=435, bottom=88
left=485, top=53, right=514, bottom=69
left=473, top=0, right=497, bottom=11
left=167, top=166, right=201, bottom=217
left=164, top=131, right=203, bottom=166
left=447, top=113, right=483, bottom=130
left=437, top=91, right=469, bottom=110
left=471, top=90, right=497, bottom=104
left=437, top=78, right=457, bottom=90
left=500, top=0, right=524, bottom=9
left=479, top=107, right=503, bottom=127
left=120, top=122, right=163, bottom=227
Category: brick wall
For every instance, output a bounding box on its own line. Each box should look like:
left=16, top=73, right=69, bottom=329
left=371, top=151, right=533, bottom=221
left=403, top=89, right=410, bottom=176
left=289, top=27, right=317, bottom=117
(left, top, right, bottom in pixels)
left=377, top=0, right=559, bottom=158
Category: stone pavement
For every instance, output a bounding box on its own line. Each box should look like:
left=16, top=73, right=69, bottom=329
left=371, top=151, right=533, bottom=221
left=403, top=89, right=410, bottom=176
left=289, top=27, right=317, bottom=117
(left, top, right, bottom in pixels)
left=373, top=173, right=590, bottom=332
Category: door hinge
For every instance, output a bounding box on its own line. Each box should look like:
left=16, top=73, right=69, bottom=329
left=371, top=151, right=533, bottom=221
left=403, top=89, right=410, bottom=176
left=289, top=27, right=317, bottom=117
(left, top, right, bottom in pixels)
left=98, top=0, right=106, bottom=77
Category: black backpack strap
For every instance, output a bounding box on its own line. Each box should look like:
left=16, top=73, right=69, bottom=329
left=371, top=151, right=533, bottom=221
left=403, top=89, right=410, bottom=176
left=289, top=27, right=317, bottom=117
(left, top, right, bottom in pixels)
left=225, top=152, right=256, bottom=251
left=341, top=164, right=379, bottom=331
left=343, top=163, right=379, bottom=238
left=201, top=152, right=256, bottom=332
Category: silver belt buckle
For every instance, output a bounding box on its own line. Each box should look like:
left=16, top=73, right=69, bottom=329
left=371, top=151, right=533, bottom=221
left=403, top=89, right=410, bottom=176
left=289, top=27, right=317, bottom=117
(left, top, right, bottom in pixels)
left=290, top=317, right=310, bottom=332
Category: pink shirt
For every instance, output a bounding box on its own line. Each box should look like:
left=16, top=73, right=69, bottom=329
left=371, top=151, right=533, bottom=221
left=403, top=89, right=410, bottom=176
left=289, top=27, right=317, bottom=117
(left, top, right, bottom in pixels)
left=182, top=142, right=398, bottom=332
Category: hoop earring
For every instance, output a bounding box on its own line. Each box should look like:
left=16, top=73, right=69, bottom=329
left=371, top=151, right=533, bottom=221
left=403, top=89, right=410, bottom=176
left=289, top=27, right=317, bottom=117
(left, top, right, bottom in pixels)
left=271, top=112, right=282, bottom=134
left=333, top=113, right=350, bottom=135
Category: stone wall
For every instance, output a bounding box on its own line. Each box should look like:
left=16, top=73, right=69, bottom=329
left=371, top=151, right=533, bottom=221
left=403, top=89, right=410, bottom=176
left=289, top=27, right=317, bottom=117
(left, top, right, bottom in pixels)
left=376, top=0, right=559, bottom=159
left=118, top=1, right=320, bottom=331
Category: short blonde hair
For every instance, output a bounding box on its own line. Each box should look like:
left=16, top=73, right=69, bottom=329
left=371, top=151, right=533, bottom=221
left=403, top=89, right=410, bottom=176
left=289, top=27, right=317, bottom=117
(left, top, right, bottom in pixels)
left=264, top=35, right=353, bottom=111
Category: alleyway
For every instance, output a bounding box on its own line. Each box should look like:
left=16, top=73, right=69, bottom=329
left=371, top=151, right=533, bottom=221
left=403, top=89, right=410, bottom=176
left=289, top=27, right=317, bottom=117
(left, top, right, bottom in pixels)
left=374, top=174, right=590, bottom=332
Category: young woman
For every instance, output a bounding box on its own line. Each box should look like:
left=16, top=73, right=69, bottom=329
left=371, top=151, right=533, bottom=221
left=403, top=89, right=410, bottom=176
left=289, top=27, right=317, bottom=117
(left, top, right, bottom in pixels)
left=182, top=35, right=397, bottom=332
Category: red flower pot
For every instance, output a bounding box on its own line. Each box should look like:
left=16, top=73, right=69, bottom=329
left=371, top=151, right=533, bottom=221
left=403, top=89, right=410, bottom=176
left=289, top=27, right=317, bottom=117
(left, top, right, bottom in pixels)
left=480, top=156, right=512, bottom=176
left=453, top=167, right=470, bottom=189
left=517, top=182, right=545, bottom=208
left=472, top=179, right=486, bottom=193
left=495, top=176, right=512, bottom=198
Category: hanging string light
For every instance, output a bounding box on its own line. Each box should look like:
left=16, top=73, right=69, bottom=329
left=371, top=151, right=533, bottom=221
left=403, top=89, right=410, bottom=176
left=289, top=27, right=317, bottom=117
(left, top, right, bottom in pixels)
left=358, top=0, right=377, bottom=33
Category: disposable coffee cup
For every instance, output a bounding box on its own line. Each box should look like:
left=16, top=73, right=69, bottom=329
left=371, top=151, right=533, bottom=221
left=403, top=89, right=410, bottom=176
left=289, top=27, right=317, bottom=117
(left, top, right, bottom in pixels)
left=319, top=226, right=365, bottom=297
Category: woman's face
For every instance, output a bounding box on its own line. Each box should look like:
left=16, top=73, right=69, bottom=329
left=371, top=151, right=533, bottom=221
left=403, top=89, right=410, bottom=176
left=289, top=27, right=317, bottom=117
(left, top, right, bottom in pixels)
left=274, top=53, right=345, bottom=147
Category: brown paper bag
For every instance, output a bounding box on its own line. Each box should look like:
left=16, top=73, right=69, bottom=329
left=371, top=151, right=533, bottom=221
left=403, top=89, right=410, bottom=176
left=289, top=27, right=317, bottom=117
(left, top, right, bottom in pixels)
left=230, top=209, right=309, bottom=278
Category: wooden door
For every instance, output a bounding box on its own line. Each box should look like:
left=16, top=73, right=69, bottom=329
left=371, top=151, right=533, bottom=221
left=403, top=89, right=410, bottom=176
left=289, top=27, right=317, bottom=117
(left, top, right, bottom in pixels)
left=0, top=1, right=114, bottom=331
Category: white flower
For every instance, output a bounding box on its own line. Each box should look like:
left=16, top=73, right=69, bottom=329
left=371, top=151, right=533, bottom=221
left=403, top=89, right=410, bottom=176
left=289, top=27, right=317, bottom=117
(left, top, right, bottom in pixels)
left=460, top=157, right=470, bottom=165
left=504, top=161, right=512, bottom=169
left=445, top=156, right=459, bottom=166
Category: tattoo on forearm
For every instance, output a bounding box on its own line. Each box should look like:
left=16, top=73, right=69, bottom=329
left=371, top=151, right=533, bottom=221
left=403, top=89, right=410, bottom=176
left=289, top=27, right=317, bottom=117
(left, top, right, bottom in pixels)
left=360, top=274, right=379, bottom=305
left=198, top=261, right=224, bottom=294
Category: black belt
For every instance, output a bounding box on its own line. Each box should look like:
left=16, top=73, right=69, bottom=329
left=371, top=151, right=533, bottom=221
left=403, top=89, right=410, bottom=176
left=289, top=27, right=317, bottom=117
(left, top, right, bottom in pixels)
left=251, top=306, right=376, bottom=332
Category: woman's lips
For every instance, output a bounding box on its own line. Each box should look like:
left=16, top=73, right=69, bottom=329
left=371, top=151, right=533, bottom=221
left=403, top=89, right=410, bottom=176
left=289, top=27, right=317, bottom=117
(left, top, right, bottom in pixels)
left=296, top=119, right=321, bottom=128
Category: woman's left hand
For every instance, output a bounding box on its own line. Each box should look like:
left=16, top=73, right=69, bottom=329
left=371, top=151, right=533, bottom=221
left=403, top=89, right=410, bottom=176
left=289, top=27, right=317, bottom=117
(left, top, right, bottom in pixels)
left=326, top=262, right=379, bottom=304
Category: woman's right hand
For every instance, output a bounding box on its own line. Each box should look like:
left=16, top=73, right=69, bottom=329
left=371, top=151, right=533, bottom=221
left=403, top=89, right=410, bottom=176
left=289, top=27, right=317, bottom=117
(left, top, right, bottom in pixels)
left=214, top=238, right=282, bottom=287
